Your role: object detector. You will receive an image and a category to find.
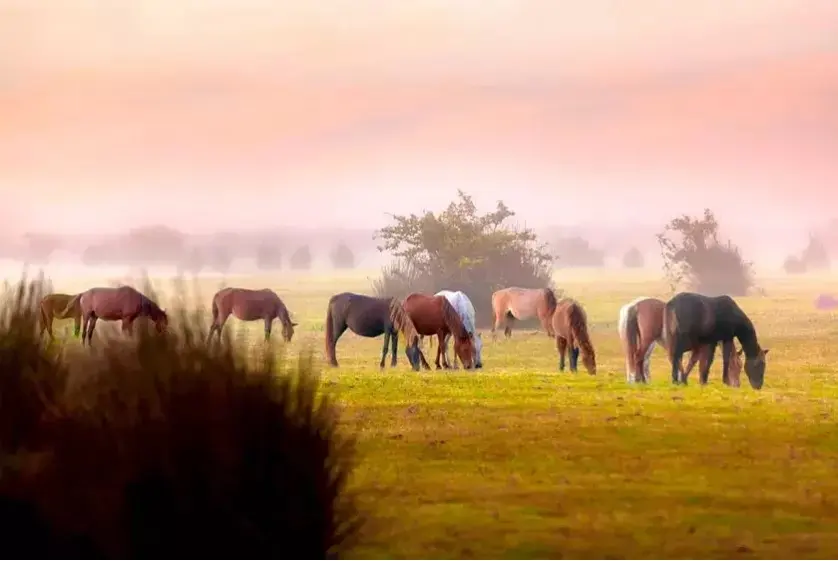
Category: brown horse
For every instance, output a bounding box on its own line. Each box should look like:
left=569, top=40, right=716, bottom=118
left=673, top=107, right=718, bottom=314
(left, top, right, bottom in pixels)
left=403, top=293, right=475, bottom=370
left=208, top=287, right=297, bottom=343
left=551, top=298, right=596, bottom=375
left=60, top=286, right=168, bottom=346
left=491, top=287, right=558, bottom=340
left=618, top=296, right=741, bottom=384
left=39, top=293, right=82, bottom=339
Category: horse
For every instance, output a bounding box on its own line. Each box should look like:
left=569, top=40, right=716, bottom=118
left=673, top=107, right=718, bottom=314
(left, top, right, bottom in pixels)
left=491, top=287, right=558, bottom=340
left=60, top=286, right=168, bottom=346
left=324, top=293, right=423, bottom=370
left=618, top=296, right=719, bottom=384
left=551, top=298, right=596, bottom=375
left=207, top=288, right=297, bottom=343
left=435, top=289, right=483, bottom=369
left=403, top=293, right=476, bottom=370
left=39, top=293, right=82, bottom=339
left=662, top=292, right=769, bottom=389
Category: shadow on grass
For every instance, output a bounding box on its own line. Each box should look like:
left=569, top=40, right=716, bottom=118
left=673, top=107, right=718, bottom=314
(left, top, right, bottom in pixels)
left=0, top=275, right=362, bottom=558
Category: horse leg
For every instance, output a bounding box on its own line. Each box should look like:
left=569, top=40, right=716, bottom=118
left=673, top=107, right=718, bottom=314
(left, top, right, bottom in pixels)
left=73, top=314, right=81, bottom=338
left=698, top=341, right=717, bottom=385
left=80, top=314, right=90, bottom=346
left=263, top=317, right=272, bottom=342
left=556, top=336, right=568, bottom=371
left=504, top=313, right=515, bottom=339
left=721, top=339, right=733, bottom=386
left=122, top=317, right=135, bottom=336
left=491, top=310, right=503, bottom=342
left=442, top=333, right=457, bottom=369
left=380, top=331, right=391, bottom=369
left=86, top=316, right=98, bottom=347
left=670, top=337, right=688, bottom=384
left=208, top=311, right=231, bottom=344
left=434, top=332, right=445, bottom=369
left=390, top=330, right=398, bottom=368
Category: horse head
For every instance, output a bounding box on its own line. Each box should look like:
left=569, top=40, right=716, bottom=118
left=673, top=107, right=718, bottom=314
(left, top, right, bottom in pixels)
left=453, top=334, right=475, bottom=369
left=403, top=336, right=423, bottom=371
left=740, top=347, right=768, bottom=389
left=154, top=309, right=169, bottom=333
left=282, top=320, right=298, bottom=343
left=472, top=332, right=484, bottom=369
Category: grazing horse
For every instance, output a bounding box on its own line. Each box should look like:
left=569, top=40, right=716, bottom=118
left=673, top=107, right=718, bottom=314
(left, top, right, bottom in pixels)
left=551, top=298, right=596, bottom=375
left=39, top=293, right=82, bottom=339
left=324, top=293, right=423, bottom=370
left=403, top=293, right=476, bottom=370
left=207, top=288, right=297, bottom=343
left=618, top=296, right=717, bottom=384
left=60, top=286, right=168, bottom=346
left=491, top=287, right=558, bottom=340
left=435, top=290, right=483, bottom=369
left=663, top=292, right=769, bottom=389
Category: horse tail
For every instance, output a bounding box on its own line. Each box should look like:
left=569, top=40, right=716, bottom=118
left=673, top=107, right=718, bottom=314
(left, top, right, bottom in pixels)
left=325, top=298, right=337, bottom=364
left=58, top=293, right=81, bottom=318
left=570, top=302, right=595, bottom=361
left=389, top=297, right=418, bottom=346
left=661, top=303, right=676, bottom=357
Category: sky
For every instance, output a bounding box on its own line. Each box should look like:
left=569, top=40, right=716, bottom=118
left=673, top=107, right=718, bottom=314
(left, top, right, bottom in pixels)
left=1, top=0, right=837, bottom=238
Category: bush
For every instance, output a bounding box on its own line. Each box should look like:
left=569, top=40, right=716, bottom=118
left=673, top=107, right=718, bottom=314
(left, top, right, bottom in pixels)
left=373, top=190, right=554, bottom=326
left=622, top=247, right=644, bottom=268
left=330, top=244, right=356, bottom=270
left=0, top=277, right=361, bottom=559
left=290, top=246, right=313, bottom=270
left=552, top=236, right=605, bottom=268
left=783, top=255, right=806, bottom=274
left=657, top=209, right=754, bottom=296
left=801, top=234, right=830, bottom=271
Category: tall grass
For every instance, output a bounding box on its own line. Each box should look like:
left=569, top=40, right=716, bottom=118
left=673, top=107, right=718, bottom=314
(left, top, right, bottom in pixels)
left=0, top=277, right=361, bottom=558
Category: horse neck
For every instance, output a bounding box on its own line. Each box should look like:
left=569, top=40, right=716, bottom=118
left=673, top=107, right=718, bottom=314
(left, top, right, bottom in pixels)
left=734, top=315, right=760, bottom=358
left=141, top=297, right=160, bottom=318
left=442, top=302, right=468, bottom=338
left=275, top=301, right=291, bottom=326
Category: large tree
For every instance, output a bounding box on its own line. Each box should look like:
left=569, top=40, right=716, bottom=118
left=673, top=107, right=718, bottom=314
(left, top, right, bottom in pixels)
left=373, top=190, right=554, bottom=326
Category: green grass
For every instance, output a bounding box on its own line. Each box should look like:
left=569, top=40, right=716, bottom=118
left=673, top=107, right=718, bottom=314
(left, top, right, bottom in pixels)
left=45, top=268, right=838, bottom=558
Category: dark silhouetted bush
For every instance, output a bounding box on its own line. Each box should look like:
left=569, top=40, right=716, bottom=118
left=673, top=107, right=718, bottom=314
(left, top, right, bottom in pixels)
left=330, top=244, right=356, bottom=270
left=0, top=277, right=361, bottom=559
left=290, top=246, right=313, bottom=270
left=622, top=247, right=644, bottom=269
left=256, top=243, right=283, bottom=270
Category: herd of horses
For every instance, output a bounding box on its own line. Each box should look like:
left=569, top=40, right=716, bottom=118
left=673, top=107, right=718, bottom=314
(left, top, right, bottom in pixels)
left=36, top=284, right=769, bottom=389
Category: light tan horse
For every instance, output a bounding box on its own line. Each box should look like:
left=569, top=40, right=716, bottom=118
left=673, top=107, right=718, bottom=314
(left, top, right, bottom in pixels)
left=491, top=287, right=558, bottom=340
left=39, top=293, right=82, bottom=339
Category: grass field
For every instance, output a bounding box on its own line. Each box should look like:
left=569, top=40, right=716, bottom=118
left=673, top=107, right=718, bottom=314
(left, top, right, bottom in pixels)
left=42, top=268, right=838, bottom=558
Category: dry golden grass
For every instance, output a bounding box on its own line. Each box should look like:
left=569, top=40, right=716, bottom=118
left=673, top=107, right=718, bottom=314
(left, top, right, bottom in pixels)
left=32, top=267, right=838, bottom=558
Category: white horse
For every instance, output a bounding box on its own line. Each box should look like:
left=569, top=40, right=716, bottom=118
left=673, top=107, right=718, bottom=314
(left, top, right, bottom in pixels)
left=435, top=289, right=483, bottom=369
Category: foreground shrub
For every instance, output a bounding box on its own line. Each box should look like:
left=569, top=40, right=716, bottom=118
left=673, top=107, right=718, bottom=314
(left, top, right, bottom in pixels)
left=0, top=278, right=360, bottom=559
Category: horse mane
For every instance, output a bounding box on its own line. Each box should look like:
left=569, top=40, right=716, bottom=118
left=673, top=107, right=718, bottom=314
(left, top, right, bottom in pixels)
left=543, top=287, right=558, bottom=314
left=718, top=296, right=760, bottom=356
left=141, top=296, right=166, bottom=320
left=438, top=297, right=469, bottom=340
left=388, top=297, right=419, bottom=345
left=568, top=300, right=595, bottom=358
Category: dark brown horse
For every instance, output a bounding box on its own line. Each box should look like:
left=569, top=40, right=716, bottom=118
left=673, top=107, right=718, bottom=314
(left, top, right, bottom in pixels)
left=324, top=293, right=423, bottom=370
left=208, top=287, right=297, bottom=343
left=618, top=296, right=721, bottom=384
left=663, top=292, right=769, bottom=389
left=551, top=298, right=596, bottom=375
left=403, top=293, right=475, bottom=370
left=39, top=293, right=82, bottom=339
left=491, top=287, right=558, bottom=340
left=60, top=286, right=168, bottom=346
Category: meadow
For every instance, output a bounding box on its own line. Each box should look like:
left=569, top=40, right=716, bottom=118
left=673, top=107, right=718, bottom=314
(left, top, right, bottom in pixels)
left=45, top=268, right=838, bottom=559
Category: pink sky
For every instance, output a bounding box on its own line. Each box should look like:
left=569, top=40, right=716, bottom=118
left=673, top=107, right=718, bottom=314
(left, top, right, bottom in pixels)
left=1, top=0, right=836, bottom=237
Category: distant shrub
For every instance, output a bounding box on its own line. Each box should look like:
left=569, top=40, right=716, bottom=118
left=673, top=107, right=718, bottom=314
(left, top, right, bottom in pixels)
left=552, top=236, right=605, bottom=268
left=290, top=246, right=313, bottom=270
left=622, top=247, right=644, bottom=269
left=801, top=234, right=830, bottom=271
left=205, top=245, right=234, bottom=274
left=330, top=244, right=356, bottom=270
left=783, top=255, right=806, bottom=274
left=0, top=277, right=361, bottom=559
left=658, top=209, right=754, bottom=296
left=256, top=243, right=283, bottom=271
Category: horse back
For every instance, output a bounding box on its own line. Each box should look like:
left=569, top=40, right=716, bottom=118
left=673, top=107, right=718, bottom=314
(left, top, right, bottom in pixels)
left=82, top=286, right=144, bottom=319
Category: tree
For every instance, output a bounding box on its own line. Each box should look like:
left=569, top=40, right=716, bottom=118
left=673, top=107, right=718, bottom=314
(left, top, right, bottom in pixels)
left=552, top=236, right=605, bottom=268
left=206, top=245, right=233, bottom=274
left=373, top=190, right=554, bottom=326
left=622, top=247, right=644, bottom=269
left=657, top=208, right=754, bottom=296
left=289, top=246, right=313, bottom=270
left=330, top=244, right=355, bottom=269
left=255, top=243, right=282, bottom=271
left=22, top=233, right=60, bottom=264
left=801, top=234, right=830, bottom=270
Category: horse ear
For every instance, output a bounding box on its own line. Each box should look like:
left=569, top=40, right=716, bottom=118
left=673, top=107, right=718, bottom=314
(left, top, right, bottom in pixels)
left=762, top=349, right=769, bottom=356
left=291, top=321, right=298, bottom=327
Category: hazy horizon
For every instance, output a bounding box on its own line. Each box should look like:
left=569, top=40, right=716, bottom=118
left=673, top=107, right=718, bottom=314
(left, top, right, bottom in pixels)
left=2, top=0, right=837, bottom=240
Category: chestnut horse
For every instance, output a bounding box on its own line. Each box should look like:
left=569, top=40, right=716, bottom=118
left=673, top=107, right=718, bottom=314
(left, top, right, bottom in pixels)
left=208, top=288, right=297, bottom=343
left=491, top=287, right=558, bottom=340
left=403, top=293, right=475, bottom=370
left=618, top=296, right=737, bottom=384
left=60, top=286, right=168, bottom=346
left=551, top=298, right=596, bottom=375
left=39, top=292, right=82, bottom=339
left=663, top=292, right=769, bottom=389
left=324, top=292, right=423, bottom=370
